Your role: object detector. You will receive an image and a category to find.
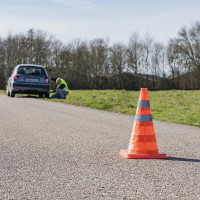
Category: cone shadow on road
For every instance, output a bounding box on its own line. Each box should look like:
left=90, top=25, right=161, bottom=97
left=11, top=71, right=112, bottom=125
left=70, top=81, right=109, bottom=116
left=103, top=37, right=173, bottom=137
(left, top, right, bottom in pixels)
left=167, top=157, right=200, bottom=162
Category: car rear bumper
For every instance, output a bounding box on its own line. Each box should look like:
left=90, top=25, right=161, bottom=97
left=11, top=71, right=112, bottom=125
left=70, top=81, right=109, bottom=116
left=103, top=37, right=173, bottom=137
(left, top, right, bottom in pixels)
left=12, top=83, right=50, bottom=94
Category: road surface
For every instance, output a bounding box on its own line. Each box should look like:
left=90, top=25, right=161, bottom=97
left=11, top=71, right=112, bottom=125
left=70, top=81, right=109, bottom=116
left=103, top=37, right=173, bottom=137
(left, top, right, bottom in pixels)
left=0, top=93, right=199, bottom=200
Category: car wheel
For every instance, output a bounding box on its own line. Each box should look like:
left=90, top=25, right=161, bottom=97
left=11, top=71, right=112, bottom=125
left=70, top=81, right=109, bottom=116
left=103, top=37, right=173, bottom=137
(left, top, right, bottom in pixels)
left=45, top=93, right=49, bottom=98
left=10, top=90, right=15, bottom=97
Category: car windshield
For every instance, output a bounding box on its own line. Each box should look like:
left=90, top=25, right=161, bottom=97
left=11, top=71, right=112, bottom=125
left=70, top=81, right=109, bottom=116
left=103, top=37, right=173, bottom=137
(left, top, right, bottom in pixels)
left=17, top=66, right=46, bottom=76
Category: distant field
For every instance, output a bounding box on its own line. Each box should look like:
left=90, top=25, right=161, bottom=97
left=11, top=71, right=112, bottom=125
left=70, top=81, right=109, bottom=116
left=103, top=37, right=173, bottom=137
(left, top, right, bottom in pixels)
left=1, top=89, right=200, bottom=126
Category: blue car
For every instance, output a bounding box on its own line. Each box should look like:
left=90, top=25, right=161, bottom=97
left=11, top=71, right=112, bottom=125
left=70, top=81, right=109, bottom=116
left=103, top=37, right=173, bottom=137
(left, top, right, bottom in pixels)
left=7, top=64, right=50, bottom=98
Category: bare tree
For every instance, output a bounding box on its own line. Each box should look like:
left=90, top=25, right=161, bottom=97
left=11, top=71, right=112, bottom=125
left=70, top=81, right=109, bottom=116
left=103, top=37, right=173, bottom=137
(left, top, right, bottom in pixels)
left=89, top=38, right=109, bottom=89
left=167, top=41, right=182, bottom=89
left=1, top=22, right=200, bottom=90
left=167, top=21, right=200, bottom=88
left=109, top=42, right=126, bottom=89
left=127, top=32, right=143, bottom=75
left=150, top=42, right=165, bottom=89
left=141, top=33, right=154, bottom=88
left=0, top=38, right=6, bottom=89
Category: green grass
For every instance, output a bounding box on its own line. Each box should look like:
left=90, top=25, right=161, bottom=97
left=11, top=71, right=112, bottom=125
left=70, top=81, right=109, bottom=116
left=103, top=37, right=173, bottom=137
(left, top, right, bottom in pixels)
left=1, top=89, right=200, bottom=126
left=0, top=90, right=6, bottom=93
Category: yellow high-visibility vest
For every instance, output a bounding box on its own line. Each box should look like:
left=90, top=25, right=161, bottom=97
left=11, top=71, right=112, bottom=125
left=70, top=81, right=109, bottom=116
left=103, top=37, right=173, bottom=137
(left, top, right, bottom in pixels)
left=57, top=79, right=69, bottom=92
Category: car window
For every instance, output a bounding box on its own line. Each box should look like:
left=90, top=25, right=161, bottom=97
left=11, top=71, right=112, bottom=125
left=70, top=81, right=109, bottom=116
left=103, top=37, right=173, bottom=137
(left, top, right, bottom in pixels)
left=17, top=66, right=46, bottom=76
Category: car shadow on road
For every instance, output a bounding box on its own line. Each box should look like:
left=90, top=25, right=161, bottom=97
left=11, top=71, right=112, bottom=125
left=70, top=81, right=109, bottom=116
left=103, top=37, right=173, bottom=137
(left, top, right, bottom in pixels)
left=167, top=157, right=200, bottom=162
left=16, top=95, right=40, bottom=98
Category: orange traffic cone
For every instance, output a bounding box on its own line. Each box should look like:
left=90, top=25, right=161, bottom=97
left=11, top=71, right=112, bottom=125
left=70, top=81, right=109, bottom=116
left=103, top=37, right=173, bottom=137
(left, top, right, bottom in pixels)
left=120, top=88, right=167, bottom=159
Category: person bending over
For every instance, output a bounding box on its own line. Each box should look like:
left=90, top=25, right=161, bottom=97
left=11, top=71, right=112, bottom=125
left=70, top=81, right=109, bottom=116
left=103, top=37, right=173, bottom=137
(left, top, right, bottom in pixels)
left=50, top=77, right=69, bottom=99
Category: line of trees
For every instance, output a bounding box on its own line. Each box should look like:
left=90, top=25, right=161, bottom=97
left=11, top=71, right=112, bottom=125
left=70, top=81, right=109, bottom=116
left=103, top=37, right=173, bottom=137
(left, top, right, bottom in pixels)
left=0, top=21, right=200, bottom=90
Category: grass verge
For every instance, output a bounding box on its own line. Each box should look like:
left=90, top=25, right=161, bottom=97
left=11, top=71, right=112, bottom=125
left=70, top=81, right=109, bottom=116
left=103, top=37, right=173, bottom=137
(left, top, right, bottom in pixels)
left=0, top=90, right=6, bottom=93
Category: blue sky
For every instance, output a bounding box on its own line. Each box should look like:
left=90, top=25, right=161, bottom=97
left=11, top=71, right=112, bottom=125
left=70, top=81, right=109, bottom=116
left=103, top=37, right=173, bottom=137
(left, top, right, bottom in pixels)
left=0, top=0, right=200, bottom=44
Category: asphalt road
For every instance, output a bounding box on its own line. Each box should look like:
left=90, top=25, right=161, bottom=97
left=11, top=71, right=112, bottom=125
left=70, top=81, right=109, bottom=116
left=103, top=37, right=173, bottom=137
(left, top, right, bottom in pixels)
left=0, top=93, right=200, bottom=200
